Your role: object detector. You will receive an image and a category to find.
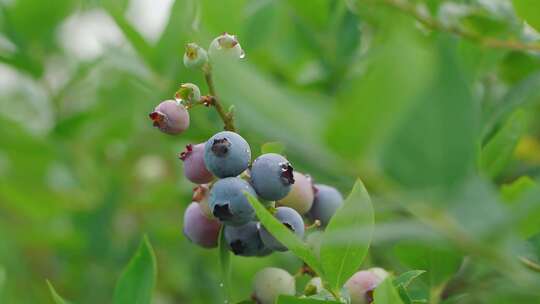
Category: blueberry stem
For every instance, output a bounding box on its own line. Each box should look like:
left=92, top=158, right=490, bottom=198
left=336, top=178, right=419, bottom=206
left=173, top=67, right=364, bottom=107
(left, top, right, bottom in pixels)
left=363, top=0, right=540, bottom=52
left=203, top=64, right=237, bottom=132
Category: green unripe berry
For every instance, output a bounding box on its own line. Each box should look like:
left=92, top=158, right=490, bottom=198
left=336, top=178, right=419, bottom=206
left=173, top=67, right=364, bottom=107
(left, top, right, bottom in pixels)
left=183, top=43, right=208, bottom=69
left=208, top=33, right=245, bottom=61
left=175, top=83, right=201, bottom=104
left=253, top=267, right=295, bottom=304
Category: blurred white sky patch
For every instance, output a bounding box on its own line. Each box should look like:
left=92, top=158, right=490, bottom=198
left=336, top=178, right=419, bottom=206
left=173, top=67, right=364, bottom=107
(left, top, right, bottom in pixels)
left=126, top=0, right=174, bottom=44
left=59, top=9, right=124, bottom=60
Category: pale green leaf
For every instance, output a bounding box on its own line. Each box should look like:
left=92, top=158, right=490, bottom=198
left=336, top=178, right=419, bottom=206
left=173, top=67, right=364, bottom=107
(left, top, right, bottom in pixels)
left=512, top=0, right=540, bottom=31
left=113, top=235, right=156, bottom=304
left=374, top=277, right=404, bottom=304
left=393, top=270, right=426, bottom=289
left=46, top=280, right=70, bottom=304
left=320, top=179, right=374, bottom=293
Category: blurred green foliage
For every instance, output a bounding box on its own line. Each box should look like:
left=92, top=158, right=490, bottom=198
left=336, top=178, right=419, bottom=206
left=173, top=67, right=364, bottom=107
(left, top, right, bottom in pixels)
left=0, top=0, right=540, bottom=303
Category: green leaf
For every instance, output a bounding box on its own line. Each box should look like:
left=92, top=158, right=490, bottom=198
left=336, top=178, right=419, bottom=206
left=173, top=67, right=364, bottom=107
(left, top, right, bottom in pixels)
left=219, top=226, right=232, bottom=302
left=261, top=142, right=286, bottom=154
left=393, top=243, right=461, bottom=288
left=246, top=194, right=323, bottom=275
left=277, top=295, right=341, bottom=303
left=512, top=0, right=540, bottom=32
left=393, top=270, right=426, bottom=289
left=320, top=179, right=374, bottom=292
left=396, top=285, right=412, bottom=304
left=480, top=110, right=528, bottom=179
left=113, top=235, right=157, bottom=304
left=380, top=36, right=476, bottom=191
left=374, top=277, right=405, bottom=304
left=46, top=281, right=69, bottom=304
left=501, top=176, right=537, bottom=202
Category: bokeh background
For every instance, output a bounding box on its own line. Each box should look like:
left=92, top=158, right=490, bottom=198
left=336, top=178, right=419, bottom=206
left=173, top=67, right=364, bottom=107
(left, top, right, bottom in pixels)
left=1, top=0, right=540, bottom=303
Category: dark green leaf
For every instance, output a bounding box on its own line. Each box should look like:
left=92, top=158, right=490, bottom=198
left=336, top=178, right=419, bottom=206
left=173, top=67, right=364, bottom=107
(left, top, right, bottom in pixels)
left=46, top=281, right=69, bottom=304
left=320, top=179, right=374, bottom=292
left=246, top=194, right=323, bottom=276
left=113, top=235, right=156, bottom=304
left=480, top=110, right=528, bottom=179
left=374, top=277, right=404, bottom=304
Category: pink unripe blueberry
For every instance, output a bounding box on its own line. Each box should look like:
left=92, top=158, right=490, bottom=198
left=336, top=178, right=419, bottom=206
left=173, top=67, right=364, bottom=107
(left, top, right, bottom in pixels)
left=278, top=172, right=314, bottom=214
left=179, top=143, right=214, bottom=184
left=149, top=100, right=189, bottom=135
left=344, top=268, right=389, bottom=304
left=253, top=267, right=295, bottom=304
left=183, top=202, right=221, bottom=248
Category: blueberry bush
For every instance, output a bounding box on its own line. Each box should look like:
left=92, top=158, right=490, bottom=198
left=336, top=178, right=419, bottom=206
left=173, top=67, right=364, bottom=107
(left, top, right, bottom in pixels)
left=1, top=0, right=540, bottom=303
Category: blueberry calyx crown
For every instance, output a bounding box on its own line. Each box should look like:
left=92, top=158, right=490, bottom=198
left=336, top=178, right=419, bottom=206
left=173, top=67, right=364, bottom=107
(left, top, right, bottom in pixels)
left=279, top=162, right=295, bottom=185
left=192, top=184, right=208, bottom=202
left=149, top=111, right=167, bottom=129
left=213, top=203, right=233, bottom=220
left=283, top=222, right=294, bottom=232
left=211, top=138, right=231, bottom=157
left=178, top=144, right=193, bottom=161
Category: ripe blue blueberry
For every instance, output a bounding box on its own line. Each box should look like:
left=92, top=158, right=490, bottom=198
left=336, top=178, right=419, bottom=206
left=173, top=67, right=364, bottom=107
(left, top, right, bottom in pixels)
left=259, top=207, right=304, bottom=252
left=149, top=100, right=190, bottom=135
left=277, top=171, right=314, bottom=214
left=250, top=153, right=295, bottom=201
left=253, top=267, right=295, bottom=304
left=307, top=184, right=343, bottom=227
left=183, top=202, right=221, bottom=248
left=183, top=43, right=208, bottom=69
left=209, top=177, right=256, bottom=226
left=344, top=268, right=388, bottom=304
left=223, top=221, right=268, bottom=256
left=179, top=143, right=214, bottom=184
left=204, top=131, right=251, bottom=178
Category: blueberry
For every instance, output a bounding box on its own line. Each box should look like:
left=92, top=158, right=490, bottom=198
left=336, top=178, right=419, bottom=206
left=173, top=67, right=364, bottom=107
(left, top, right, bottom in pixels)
left=307, top=184, right=343, bottom=227
left=223, top=221, right=268, bottom=256
left=253, top=267, right=295, bottom=304
left=204, top=131, right=251, bottom=178
left=149, top=100, right=190, bottom=135
left=250, top=153, right=295, bottom=201
left=209, top=177, right=256, bottom=226
left=183, top=202, right=221, bottom=248
left=208, top=33, right=245, bottom=60
left=277, top=171, right=314, bottom=214
left=175, top=83, right=201, bottom=104
left=344, top=268, right=388, bottom=304
left=179, top=143, right=214, bottom=184
left=259, top=207, right=304, bottom=251
left=183, top=43, right=208, bottom=69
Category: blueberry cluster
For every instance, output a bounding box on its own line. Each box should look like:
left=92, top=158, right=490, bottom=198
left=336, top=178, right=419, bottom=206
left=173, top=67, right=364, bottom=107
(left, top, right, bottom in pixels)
left=176, top=130, right=344, bottom=257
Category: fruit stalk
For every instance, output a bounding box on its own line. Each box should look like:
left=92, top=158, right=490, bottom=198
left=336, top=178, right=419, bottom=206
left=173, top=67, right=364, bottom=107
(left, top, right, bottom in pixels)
left=203, top=65, right=236, bottom=132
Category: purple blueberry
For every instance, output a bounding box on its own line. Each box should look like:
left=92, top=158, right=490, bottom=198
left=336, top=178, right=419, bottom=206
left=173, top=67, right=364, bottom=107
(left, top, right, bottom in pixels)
left=209, top=177, right=256, bottom=226
left=259, top=207, right=304, bottom=252
left=223, top=221, right=268, bottom=256
left=204, top=131, right=251, bottom=178
left=250, top=153, right=295, bottom=201
left=149, top=100, right=190, bottom=135
left=307, top=184, right=343, bottom=227
left=253, top=267, right=295, bottom=304
left=277, top=171, right=314, bottom=214
left=183, top=202, right=221, bottom=248
left=179, top=143, right=214, bottom=184
left=344, top=268, right=388, bottom=304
